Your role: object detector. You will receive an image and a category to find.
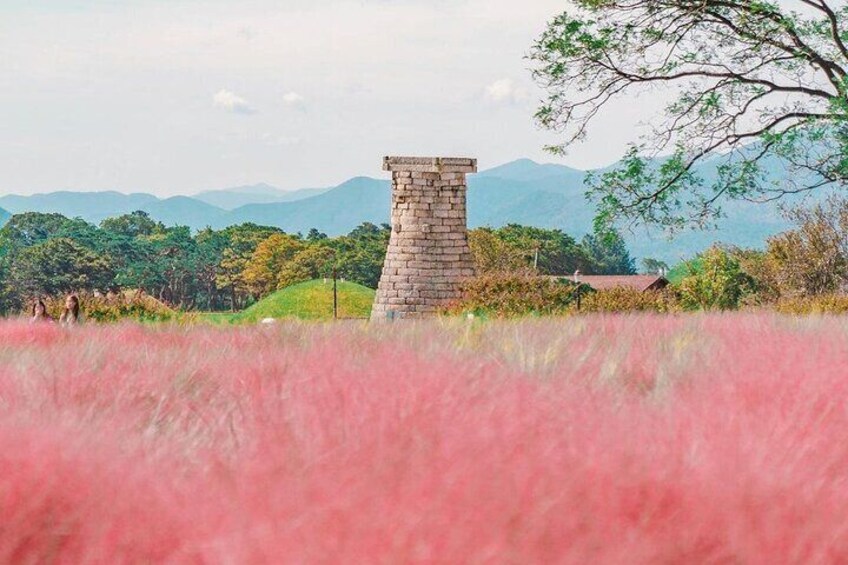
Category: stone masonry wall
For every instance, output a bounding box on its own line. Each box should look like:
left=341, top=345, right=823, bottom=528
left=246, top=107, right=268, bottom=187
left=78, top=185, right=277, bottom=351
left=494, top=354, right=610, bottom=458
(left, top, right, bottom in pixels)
left=371, top=157, right=477, bottom=320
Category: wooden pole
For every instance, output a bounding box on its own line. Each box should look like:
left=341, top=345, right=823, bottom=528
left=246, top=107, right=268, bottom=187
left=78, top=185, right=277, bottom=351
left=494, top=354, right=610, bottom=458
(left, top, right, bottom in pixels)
left=333, top=268, right=338, bottom=320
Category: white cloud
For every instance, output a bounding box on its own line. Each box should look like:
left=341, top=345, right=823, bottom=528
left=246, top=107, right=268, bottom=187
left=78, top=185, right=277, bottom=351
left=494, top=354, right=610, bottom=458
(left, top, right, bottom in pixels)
left=1, top=0, right=585, bottom=194
left=213, top=89, right=255, bottom=114
left=484, top=78, right=529, bottom=105
left=282, top=91, right=305, bottom=107
left=261, top=133, right=301, bottom=146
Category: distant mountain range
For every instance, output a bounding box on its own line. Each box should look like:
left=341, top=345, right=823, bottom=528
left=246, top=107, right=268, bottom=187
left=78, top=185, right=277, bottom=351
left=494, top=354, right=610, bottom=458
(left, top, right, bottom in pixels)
left=193, top=183, right=331, bottom=210
left=0, top=159, right=819, bottom=262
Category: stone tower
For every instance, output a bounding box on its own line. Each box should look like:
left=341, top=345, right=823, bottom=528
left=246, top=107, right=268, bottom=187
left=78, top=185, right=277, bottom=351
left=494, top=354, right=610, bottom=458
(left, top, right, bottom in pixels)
left=371, top=156, right=477, bottom=320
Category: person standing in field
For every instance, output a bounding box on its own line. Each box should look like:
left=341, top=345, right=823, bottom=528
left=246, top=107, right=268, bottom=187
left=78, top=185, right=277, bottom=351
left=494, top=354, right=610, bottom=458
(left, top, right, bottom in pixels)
left=30, top=298, right=53, bottom=323
left=59, top=294, right=81, bottom=326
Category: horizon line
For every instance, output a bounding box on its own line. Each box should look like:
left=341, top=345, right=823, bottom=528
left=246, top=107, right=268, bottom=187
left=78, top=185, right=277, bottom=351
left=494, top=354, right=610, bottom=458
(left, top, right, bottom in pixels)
left=0, top=157, right=586, bottom=198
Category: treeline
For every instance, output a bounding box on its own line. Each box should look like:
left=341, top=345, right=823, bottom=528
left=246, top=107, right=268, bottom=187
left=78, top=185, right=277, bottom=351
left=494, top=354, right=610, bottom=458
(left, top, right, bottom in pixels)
left=0, top=212, right=389, bottom=314
left=0, top=211, right=636, bottom=315
left=469, top=224, right=635, bottom=277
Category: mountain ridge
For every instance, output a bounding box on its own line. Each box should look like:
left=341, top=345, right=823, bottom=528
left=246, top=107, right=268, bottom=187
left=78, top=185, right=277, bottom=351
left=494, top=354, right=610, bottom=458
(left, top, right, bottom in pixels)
left=193, top=183, right=331, bottom=210
left=0, top=158, right=810, bottom=262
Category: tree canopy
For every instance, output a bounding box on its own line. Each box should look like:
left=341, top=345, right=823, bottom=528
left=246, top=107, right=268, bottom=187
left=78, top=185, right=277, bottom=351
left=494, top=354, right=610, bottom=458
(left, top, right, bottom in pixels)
left=531, top=0, right=848, bottom=230
left=467, top=224, right=636, bottom=276
left=0, top=212, right=399, bottom=314
left=8, top=238, right=114, bottom=298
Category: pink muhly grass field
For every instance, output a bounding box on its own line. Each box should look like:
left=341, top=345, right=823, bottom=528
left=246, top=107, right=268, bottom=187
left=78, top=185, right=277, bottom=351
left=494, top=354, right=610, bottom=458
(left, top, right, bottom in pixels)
left=1, top=315, right=848, bottom=563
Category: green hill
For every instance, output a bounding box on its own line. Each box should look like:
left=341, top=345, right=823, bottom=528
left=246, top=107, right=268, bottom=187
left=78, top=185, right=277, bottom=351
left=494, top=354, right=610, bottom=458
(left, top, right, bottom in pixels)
left=206, top=280, right=375, bottom=323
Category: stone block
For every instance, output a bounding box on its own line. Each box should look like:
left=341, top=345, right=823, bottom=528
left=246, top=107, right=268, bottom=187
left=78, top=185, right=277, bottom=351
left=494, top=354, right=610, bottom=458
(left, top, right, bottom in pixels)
left=373, top=155, right=477, bottom=321
left=383, top=156, right=478, bottom=174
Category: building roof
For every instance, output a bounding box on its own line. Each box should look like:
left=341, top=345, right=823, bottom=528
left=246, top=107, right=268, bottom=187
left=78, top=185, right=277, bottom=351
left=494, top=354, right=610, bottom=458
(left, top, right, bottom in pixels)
left=552, top=274, right=669, bottom=291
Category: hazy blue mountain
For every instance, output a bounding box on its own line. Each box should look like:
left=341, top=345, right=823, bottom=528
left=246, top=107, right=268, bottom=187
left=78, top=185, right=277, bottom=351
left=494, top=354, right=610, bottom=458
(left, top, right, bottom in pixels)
left=473, top=158, right=801, bottom=262
left=0, top=207, right=9, bottom=226
left=139, top=196, right=228, bottom=229
left=0, top=157, right=828, bottom=262
left=193, top=183, right=331, bottom=210
left=227, top=177, right=391, bottom=235
left=0, top=191, right=158, bottom=224
left=478, top=158, right=585, bottom=185
left=217, top=182, right=287, bottom=196
left=0, top=191, right=227, bottom=230
left=470, top=158, right=817, bottom=262
left=215, top=164, right=595, bottom=241
left=467, top=175, right=592, bottom=231
left=623, top=211, right=791, bottom=265
left=220, top=171, right=591, bottom=238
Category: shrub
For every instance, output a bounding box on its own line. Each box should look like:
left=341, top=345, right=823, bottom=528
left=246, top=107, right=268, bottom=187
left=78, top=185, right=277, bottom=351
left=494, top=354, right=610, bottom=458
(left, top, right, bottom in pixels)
left=766, top=196, right=848, bottom=297
left=774, top=294, right=848, bottom=315
left=38, top=290, right=176, bottom=323
left=577, top=287, right=681, bottom=313
left=449, top=273, right=580, bottom=317
left=677, top=246, right=755, bottom=310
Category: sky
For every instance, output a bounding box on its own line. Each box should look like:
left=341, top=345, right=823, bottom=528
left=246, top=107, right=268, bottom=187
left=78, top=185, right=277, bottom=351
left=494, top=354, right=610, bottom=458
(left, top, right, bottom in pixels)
left=0, top=0, right=661, bottom=195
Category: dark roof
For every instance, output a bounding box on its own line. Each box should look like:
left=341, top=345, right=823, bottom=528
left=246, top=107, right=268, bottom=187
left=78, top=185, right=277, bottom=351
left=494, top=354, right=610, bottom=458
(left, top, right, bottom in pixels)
left=551, top=275, right=669, bottom=291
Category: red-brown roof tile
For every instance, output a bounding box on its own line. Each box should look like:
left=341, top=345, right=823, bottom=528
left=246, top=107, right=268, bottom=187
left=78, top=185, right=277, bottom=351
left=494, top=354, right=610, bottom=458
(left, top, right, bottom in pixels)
left=550, top=275, right=669, bottom=291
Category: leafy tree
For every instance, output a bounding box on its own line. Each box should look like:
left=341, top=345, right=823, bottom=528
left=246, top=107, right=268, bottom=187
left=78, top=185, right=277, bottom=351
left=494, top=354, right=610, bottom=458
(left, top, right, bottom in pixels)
left=678, top=246, right=754, bottom=310
left=145, top=227, right=199, bottom=307
left=242, top=233, right=305, bottom=298
left=728, top=247, right=780, bottom=304
left=468, top=228, right=529, bottom=274
left=8, top=238, right=115, bottom=298
left=109, top=225, right=196, bottom=306
left=494, top=224, right=590, bottom=275
left=0, top=214, right=118, bottom=311
left=278, top=245, right=337, bottom=289
left=100, top=211, right=164, bottom=239
left=216, top=224, right=283, bottom=310
left=667, top=258, right=701, bottom=285
left=530, top=1, right=848, bottom=230
left=96, top=212, right=166, bottom=282
left=330, top=223, right=391, bottom=288
left=581, top=228, right=636, bottom=275
left=306, top=228, right=328, bottom=242
left=0, top=213, right=111, bottom=270
left=0, top=261, right=15, bottom=314
left=765, top=195, right=848, bottom=296
left=0, top=212, right=79, bottom=253
left=193, top=228, right=229, bottom=311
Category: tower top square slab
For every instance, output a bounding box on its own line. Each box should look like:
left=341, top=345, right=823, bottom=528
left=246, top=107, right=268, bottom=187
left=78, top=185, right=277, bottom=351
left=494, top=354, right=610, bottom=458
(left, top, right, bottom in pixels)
left=383, top=156, right=477, bottom=174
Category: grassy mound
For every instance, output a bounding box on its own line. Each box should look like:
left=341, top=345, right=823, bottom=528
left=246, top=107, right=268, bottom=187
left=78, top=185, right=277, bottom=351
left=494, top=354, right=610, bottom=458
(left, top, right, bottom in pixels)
left=210, top=279, right=375, bottom=323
